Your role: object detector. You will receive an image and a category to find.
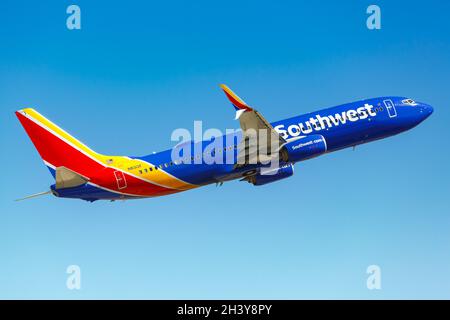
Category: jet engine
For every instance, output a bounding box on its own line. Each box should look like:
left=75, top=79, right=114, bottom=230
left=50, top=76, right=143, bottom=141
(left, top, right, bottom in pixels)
left=247, top=163, right=294, bottom=186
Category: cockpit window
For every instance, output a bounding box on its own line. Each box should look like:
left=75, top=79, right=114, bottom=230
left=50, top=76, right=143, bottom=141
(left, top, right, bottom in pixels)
left=402, top=99, right=418, bottom=106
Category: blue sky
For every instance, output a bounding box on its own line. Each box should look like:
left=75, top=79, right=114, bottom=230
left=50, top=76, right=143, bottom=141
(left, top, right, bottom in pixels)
left=1, top=0, right=449, bottom=299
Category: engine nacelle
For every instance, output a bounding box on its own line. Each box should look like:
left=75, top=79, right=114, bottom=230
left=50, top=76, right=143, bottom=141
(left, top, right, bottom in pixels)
left=250, top=163, right=294, bottom=186
left=280, top=134, right=327, bottom=162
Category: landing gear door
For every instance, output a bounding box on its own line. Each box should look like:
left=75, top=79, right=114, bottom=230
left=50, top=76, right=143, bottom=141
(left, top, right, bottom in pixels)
left=383, top=99, right=397, bottom=118
left=114, top=170, right=127, bottom=189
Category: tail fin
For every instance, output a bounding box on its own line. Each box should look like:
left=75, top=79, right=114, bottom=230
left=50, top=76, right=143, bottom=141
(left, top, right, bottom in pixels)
left=15, top=108, right=106, bottom=178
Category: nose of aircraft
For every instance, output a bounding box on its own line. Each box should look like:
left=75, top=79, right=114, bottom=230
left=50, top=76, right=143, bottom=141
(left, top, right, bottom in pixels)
left=417, top=102, right=433, bottom=121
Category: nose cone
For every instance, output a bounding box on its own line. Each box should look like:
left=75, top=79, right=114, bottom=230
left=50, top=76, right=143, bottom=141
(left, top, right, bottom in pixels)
left=419, top=103, right=434, bottom=120
left=400, top=100, right=433, bottom=129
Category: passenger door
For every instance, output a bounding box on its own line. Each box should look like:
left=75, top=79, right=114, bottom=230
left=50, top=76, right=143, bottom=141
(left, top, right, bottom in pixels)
left=383, top=99, right=397, bottom=118
left=113, top=170, right=127, bottom=189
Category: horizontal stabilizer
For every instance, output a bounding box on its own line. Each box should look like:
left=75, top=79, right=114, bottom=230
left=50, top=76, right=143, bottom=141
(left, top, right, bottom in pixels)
left=55, top=166, right=89, bottom=189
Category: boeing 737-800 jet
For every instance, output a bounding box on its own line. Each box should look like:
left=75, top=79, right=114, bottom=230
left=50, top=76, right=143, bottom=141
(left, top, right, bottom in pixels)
left=15, top=85, right=433, bottom=201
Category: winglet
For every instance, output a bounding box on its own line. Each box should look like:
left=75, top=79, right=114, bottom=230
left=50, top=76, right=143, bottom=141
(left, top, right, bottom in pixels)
left=219, top=84, right=253, bottom=119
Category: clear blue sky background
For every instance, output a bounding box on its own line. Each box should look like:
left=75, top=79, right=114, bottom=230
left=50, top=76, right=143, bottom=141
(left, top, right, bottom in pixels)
left=1, top=0, right=449, bottom=299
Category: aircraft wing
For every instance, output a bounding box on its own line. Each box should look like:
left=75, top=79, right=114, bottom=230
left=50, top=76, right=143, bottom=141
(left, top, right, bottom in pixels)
left=220, top=84, right=286, bottom=166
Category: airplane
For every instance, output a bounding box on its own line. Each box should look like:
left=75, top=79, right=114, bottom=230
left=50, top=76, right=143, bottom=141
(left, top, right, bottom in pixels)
left=15, top=84, right=433, bottom=202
